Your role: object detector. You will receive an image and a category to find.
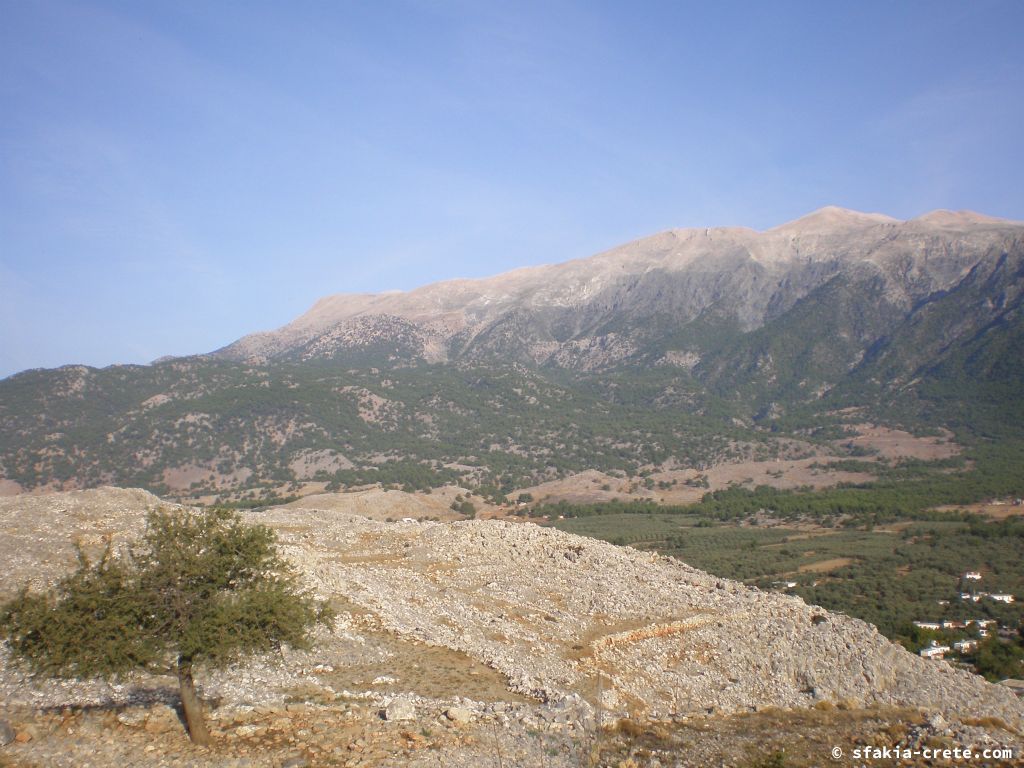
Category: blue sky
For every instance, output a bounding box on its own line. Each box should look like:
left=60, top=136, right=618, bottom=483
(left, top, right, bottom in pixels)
left=2, top=0, right=1023, bottom=378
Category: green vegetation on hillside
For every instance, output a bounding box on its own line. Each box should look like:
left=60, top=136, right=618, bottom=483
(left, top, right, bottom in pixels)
left=0, top=359, right=760, bottom=498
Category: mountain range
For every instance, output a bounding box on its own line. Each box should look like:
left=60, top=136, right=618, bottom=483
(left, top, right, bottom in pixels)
left=2, top=207, right=1022, bottom=498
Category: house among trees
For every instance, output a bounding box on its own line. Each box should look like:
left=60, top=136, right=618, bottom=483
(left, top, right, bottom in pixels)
left=963, top=571, right=982, bottom=580
left=990, top=593, right=1015, bottom=603
left=954, top=639, right=979, bottom=653
left=919, top=641, right=951, bottom=660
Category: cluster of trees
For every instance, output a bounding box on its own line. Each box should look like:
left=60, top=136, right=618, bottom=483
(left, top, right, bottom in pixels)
left=534, top=499, right=688, bottom=519
left=971, top=632, right=1024, bottom=681
left=215, top=493, right=300, bottom=509
left=325, top=460, right=462, bottom=492
left=450, top=494, right=477, bottom=517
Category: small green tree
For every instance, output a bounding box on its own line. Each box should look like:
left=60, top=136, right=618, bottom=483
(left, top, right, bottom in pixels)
left=0, top=507, right=332, bottom=745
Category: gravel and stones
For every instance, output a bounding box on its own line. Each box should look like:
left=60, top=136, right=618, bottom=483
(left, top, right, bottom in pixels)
left=0, top=488, right=1021, bottom=767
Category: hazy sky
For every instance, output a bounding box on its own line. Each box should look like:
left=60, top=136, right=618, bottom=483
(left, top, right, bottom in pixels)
left=2, top=0, right=1023, bottom=378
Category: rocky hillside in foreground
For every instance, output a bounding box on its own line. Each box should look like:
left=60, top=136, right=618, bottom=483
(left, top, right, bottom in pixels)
left=1, top=207, right=1022, bottom=498
left=1, top=489, right=1021, bottom=767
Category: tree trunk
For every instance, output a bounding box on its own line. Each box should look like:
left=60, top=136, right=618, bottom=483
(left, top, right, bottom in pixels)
left=177, top=660, right=212, bottom=745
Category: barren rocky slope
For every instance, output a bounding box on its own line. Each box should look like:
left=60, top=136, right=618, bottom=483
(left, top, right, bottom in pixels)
left=1, top=489, right=1021, bottom=767
left=215, top=207, right=1024, bottom=373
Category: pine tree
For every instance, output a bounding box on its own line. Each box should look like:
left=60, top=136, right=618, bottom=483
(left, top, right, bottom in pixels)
left=0, top=507, right=332, bottom=744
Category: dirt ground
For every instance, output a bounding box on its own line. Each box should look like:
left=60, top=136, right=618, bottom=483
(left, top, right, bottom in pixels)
left=282, top=486, right=501, bottom=522
left=932, top=502, right=1024, bottom=519
left=2, top=700, right=1019, bottom=768
left=513, top=425, right=956, bottom=507
left=844, top=425, right=958, bottom=461
left=797, top=557, right=856, bottom=573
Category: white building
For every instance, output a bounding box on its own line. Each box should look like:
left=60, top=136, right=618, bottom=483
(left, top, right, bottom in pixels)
left=920, top=642, right=950, bottom=660
left=913, top=621, right=942, bottom=631
left=990, top=593, right=1015, bottom=603
left=954, top=639, right=979, bottom=653
left=964, top=571, right=982, bottom=580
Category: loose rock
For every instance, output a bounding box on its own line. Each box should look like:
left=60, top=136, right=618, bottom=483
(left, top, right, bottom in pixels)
left=0, top=719, right=14, bottom=746
left=445, top=707, right=473, bottom=724
left=384, top=697, right=416, bottom=722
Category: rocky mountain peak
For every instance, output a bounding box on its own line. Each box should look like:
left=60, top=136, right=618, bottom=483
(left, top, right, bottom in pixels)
left=910, top=209, right=1019, bottom=229
left=768, top=205, right=901, bottom=234
left=212, top=207, right=1024, bottom=369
